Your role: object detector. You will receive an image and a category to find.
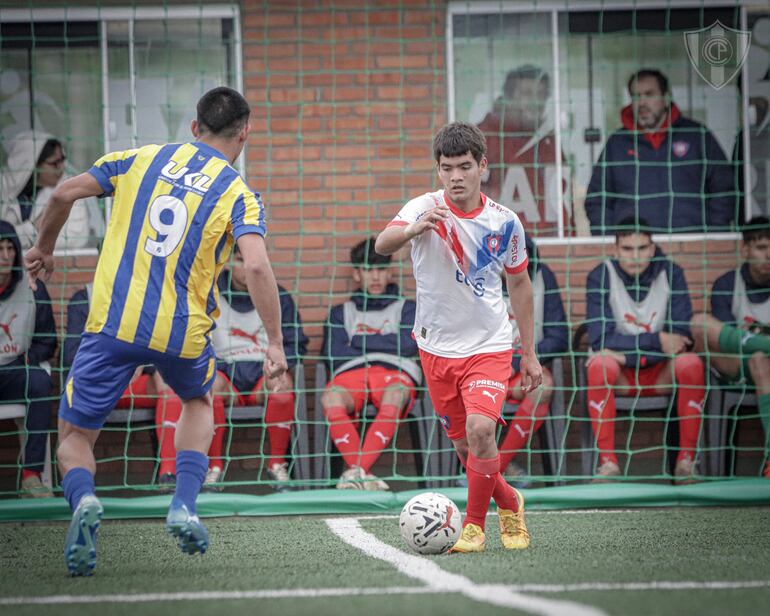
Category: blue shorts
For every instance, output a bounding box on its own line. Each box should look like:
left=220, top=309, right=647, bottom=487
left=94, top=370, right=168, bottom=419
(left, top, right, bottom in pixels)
left=60, top=333, right=216, bottom=430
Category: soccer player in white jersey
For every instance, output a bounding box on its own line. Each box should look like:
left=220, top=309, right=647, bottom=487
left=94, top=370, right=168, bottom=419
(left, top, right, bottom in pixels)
left=376, top=122, right=542, bottom=552
left=691, top=216, right=770, bottom=477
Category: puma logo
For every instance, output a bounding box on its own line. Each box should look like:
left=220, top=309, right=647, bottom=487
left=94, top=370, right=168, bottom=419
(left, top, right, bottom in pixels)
left=162, top=420, right=177, bottom=428
left=482, top=390, right=499, bottom=403
left=438, top=505, right=457, bottom=534
left=0, top=313, right=17, bottom=340
left=275, top=422, right=292, bottom=431
left=589, top=400, right=606, bottom=415
left=687, top=399, right=704, bottom=412
left=373, top=430, right=389, bottom=445
left=231, top=327, right=264, bottom=347
left=623, top=311, right=657, bottom=333
left=514, top=424, right=530, bottom=439
left=333, top=433, right=351, bottom=446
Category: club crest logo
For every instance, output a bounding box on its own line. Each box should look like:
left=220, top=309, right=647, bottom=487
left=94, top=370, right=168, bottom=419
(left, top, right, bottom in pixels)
left=684, top=21, right=750, bottom=90
left=672, top=141, right=690, bottom=158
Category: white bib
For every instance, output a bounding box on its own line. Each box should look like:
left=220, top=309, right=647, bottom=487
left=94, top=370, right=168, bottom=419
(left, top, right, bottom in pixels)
left=605, top=260, right=669, bottom=335
left=731, top=268, right=770, bottom=326
left=0, top=275, right=36, bottom=365
left=211, top=296, right=268, bottom=363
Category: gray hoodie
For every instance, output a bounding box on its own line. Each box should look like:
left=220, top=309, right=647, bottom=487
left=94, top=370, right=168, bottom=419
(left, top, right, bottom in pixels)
left=0, top=130, right=96, bottom=249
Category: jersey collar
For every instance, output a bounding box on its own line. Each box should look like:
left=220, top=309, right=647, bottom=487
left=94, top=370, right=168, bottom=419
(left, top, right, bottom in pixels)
left=192, top=141, right=230, bottom=162
left=442, top=191, right=487, bottom=218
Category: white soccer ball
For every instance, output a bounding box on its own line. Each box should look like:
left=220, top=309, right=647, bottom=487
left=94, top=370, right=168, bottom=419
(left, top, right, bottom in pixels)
left=399, top=492, right=462, bottom=555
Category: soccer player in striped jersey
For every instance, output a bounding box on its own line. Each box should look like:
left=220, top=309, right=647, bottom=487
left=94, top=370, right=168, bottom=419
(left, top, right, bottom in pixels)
left=376, top=122, right=543, bottom=553
left=24, top=87, right=288, bottom=575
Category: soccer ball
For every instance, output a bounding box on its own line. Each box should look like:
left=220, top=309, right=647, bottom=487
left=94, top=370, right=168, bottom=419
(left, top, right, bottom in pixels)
left=399, top=492, right=461, bottom=555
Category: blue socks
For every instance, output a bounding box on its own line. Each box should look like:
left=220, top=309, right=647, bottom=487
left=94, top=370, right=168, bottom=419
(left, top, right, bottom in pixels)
left=62, top=468, right=95, bottom=512
left=172, top=450, right=208, bottom=515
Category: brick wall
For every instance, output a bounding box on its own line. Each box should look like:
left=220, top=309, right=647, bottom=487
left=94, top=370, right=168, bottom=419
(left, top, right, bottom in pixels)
left=1, top=1, right=759, bottom=491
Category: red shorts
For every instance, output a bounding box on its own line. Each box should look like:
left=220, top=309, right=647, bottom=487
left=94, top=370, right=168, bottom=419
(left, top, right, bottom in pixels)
left=326, top=366, right=416, bottom=418
left=620, top=361, right=667, bottom=395
left=114, top=374, right=156, bottom=409
left=419, top=349, right=513, bottom=440
left=216, top=371, right=267, bottom=406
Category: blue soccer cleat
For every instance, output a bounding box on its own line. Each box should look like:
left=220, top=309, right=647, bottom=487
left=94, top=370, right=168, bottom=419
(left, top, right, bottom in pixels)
left=166, top=502, right=209, bottom=555
left=64, top=495, right=103, bottom=576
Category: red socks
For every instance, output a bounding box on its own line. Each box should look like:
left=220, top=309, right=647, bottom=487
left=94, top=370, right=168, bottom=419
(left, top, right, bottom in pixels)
left=498, top=398, right=549, bottom=470
left=208, top=396, right=226, bottom=470
left=358, top=403, right=401, bottom=473
left=673, top=354, right=704, bottom=461
left=264, top=392, right=295, bottom=467
left=156, top=391, right=183, bottom=476
left=325, top=405, right=360, bottom=467
left=464, top=453, right=500, bottom=529
left=586, top=355, right=621, bottom=465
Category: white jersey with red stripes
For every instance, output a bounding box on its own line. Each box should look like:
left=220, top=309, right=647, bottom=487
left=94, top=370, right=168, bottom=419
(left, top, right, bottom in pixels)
left=388, top=189, right=528, bottom=358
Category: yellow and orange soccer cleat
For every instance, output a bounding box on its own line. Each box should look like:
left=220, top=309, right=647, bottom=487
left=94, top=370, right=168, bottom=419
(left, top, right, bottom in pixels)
left=498, top=488, right=530, bottom=550
left=448, top=522, right=486, bottom=553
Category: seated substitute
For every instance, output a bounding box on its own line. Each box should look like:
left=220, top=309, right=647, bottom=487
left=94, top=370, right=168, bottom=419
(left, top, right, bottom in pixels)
left=691, top=216, right=770, bottom=478
left=156, top=246, right=308, bottom=491
left=585, top=216, right=704, bottom=482
left=64, top=283, right=168, bottom=483
left=498, top=235, right=569, bottom=481
left=320, top=236, right=421, bottom=490
left=0, top=220, right=55, bottom=497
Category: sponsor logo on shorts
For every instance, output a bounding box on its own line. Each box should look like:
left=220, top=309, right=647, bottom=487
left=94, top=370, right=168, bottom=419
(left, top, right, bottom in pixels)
left=467, top=379, right=506, bottom=393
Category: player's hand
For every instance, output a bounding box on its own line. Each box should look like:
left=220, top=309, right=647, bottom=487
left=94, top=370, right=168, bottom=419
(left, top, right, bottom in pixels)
left=23, top=246, right=54, bottom=291
left=264, top=342, right=288, bottom=382
left=404, top=205, right=449, bottom=239
left=518, top=350, right=543, bottom=394
left=659, top=332, right=692, bottom=355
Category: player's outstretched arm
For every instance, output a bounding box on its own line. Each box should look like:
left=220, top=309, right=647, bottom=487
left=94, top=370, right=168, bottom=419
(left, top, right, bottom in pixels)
left=236, top=232, right=288, bottom=380
left=506, top=269, right=543, bottom=393
left=25, top=173, right=104, bottom=290
left=375, top=204, right=448, bottom=255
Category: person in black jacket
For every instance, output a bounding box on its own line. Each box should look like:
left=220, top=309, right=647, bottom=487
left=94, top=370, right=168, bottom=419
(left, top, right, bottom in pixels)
left=585, top=68, right=735, bottom=234
left=0, top=220, right=55, bottom=497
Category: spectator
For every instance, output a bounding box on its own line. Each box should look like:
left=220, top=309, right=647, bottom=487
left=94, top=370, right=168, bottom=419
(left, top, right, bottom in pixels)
left=477, top=65, right=571, bottom=235
left=498, top=235, right=569, bottom=482
left=691, top=216, right=770, bottom=477
left=585, top=216, right=704, bottom=482
left=0, top=131, right=97, bottom=249
left=585, top=69, right=735, bottom=234
left=0, top=220, right=55, bottom=497
left=63, top=283, right=170, bottom=488
left=320, top=237, right=420, bottom=491
left=154, top=247, right=308, bottom=492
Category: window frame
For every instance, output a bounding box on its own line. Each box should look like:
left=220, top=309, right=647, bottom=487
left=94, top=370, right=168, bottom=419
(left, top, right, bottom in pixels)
left=446, top=0, right=751, bottom=245
left=0, top=4, right=244, bottom=256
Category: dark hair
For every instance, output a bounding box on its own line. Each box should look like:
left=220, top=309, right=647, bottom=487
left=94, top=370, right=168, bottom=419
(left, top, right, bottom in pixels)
left=742, top=215, right=770, bottom=243
left=627, top=69, right=669, bottom=96
left=433, top=122, right=487, bottom=164
left=196, top=87, right=251, bottom=139
left=351, top=236, right=391, bottom=268
left=20, top=138, right=63, bottom=199
left=503, top=65, right=549, bottom=99
left=615, top=215, right=653, bottom=240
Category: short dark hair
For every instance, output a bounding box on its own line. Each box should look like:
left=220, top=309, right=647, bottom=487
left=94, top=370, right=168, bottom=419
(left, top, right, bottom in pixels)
left=503, top=65, right=550, bottom=99
left=433, top=122, right=487, bottom=164
left=351, top=236, right=391, bottom=268
left=615, top=215, right=653, bottom=240
left=742, top=216, right=770, bottom=243
left=627, top=69, right=670, bottom=96
left=196, top=87, right=250, bottom=139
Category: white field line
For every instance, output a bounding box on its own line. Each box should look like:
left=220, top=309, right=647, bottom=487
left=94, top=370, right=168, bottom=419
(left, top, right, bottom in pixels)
left=3, top=580, right=769, bottom=607
left=0, top=587, right=433, bottom=606
left=326, top=517, right=607, bottom=616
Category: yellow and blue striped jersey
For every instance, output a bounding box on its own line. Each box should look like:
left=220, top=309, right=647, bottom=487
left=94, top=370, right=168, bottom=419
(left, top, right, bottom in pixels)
left=85, top=141, right=265, bottom=358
